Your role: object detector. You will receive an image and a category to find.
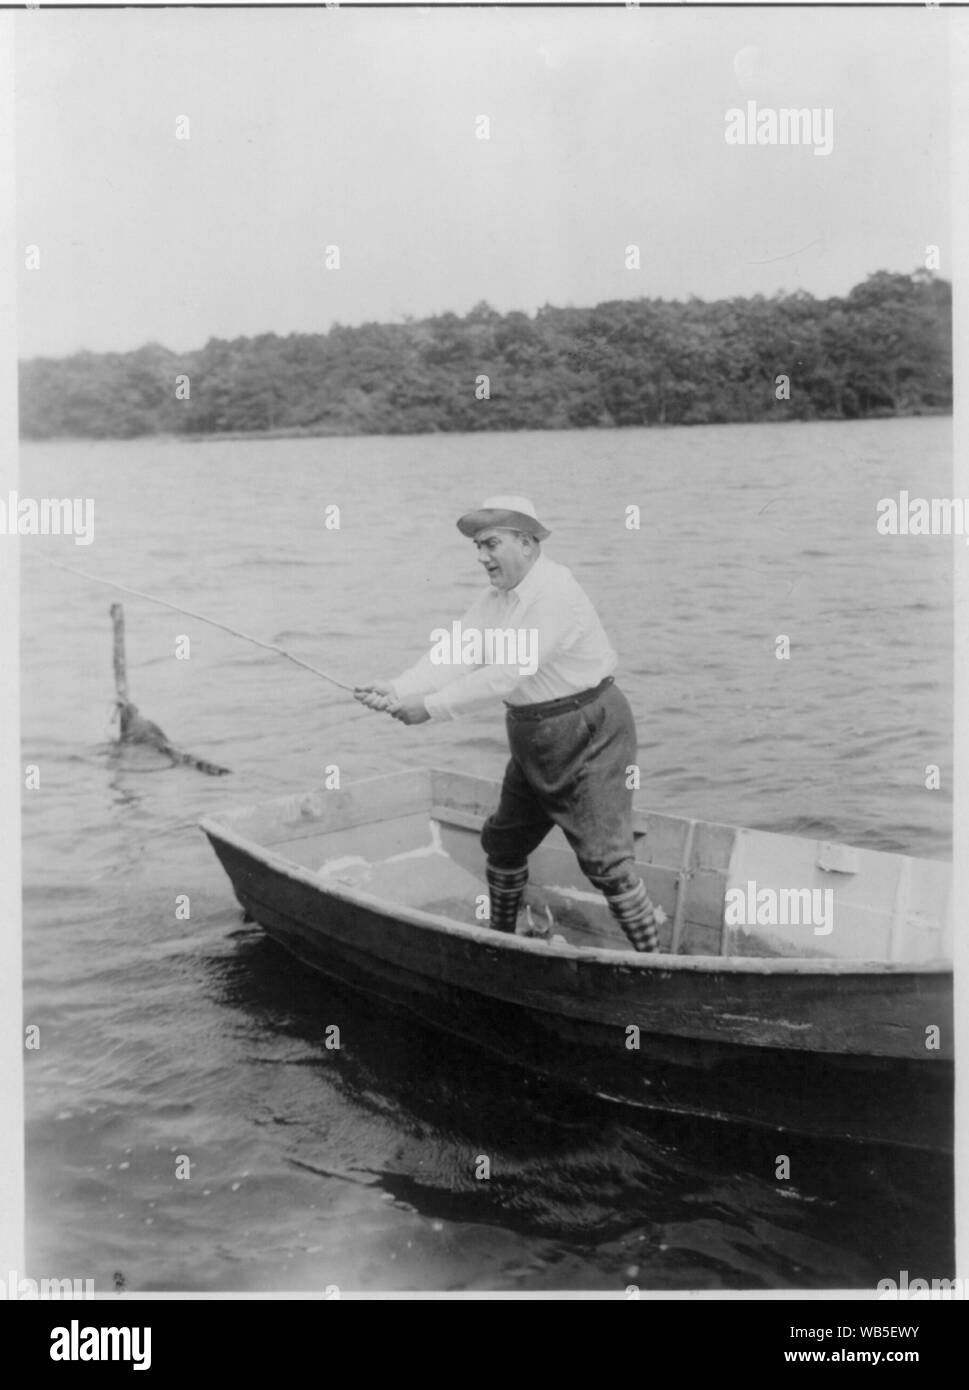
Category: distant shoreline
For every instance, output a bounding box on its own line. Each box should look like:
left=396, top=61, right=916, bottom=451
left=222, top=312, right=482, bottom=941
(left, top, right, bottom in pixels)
left=18, top=408, right=953, bottom=447
left=18, top=273, right=952, bottom=443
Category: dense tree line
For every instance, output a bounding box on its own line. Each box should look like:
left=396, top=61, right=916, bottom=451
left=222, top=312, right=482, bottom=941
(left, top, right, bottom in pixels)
left=19, top=271, right=951, bottom=440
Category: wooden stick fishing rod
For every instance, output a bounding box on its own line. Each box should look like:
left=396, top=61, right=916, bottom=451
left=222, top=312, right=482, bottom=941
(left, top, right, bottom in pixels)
left=27, top=552, right=357, bottom=693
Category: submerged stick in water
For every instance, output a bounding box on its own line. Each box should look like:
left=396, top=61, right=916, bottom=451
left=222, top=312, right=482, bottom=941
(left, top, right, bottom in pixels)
left=110, top=602, right=129, bottom=703
left=107, top=601, right=231, bottom=776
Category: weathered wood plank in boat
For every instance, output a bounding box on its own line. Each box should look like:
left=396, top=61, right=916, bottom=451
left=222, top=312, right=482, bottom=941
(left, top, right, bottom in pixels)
left=223, top=768, right=433, bottom=845
left=726, top=826, right=952, bottom=963
left=277, top=812, right=433, bottom=872
left=430, top=769, right=498, bottom=823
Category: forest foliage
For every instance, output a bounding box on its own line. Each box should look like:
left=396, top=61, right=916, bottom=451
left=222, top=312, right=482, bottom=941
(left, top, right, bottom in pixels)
left=19, top=271, right=951, bottom=440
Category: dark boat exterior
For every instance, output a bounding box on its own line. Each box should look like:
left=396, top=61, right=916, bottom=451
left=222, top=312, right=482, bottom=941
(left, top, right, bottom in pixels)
left=200, top=768, right=953, bottom=1152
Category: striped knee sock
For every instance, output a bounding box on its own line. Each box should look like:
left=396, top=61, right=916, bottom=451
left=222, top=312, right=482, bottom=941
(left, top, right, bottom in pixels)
left=604, top=878, right=664, bottom=953
left=486, top=861, right=528, bottom=933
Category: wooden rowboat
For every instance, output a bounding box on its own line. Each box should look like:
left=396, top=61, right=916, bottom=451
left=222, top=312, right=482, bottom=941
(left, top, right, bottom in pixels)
left=199, top=768, right=953, bottom=1152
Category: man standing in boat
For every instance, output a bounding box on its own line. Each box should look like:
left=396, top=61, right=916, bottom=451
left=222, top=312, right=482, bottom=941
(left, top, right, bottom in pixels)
left=354, top=496, right=665, bottom=953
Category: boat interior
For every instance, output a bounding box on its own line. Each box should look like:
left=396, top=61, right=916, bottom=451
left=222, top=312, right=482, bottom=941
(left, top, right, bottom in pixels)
left=211, top=768, right=952, bottom=963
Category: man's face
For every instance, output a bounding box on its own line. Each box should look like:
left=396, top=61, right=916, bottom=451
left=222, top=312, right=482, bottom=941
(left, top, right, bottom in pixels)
left=474, top=528, right=533, bottom=591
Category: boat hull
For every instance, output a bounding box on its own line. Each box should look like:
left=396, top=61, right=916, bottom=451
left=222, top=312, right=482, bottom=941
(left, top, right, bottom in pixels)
left=203, top=831, right=954, bottom=1152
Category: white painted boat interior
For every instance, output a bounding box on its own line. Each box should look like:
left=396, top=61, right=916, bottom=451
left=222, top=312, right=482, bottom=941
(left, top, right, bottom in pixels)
left=212, top=768, right=952, bottom=964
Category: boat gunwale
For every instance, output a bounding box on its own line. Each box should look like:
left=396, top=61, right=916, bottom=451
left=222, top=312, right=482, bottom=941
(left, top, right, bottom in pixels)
left=198, top=810, right=953, bottom=979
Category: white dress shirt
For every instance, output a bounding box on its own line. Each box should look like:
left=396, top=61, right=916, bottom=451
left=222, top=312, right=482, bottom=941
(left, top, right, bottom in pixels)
left=391, top=553, right=618, bottom=721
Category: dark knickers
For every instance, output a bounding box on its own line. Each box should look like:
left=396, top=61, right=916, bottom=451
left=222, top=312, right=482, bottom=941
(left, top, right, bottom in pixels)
left=481, top=680, right=640, bottom=895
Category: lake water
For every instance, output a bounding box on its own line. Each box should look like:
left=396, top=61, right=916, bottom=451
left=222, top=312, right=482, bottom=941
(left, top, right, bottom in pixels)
left=19, top=418, right=953, bottom=1292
